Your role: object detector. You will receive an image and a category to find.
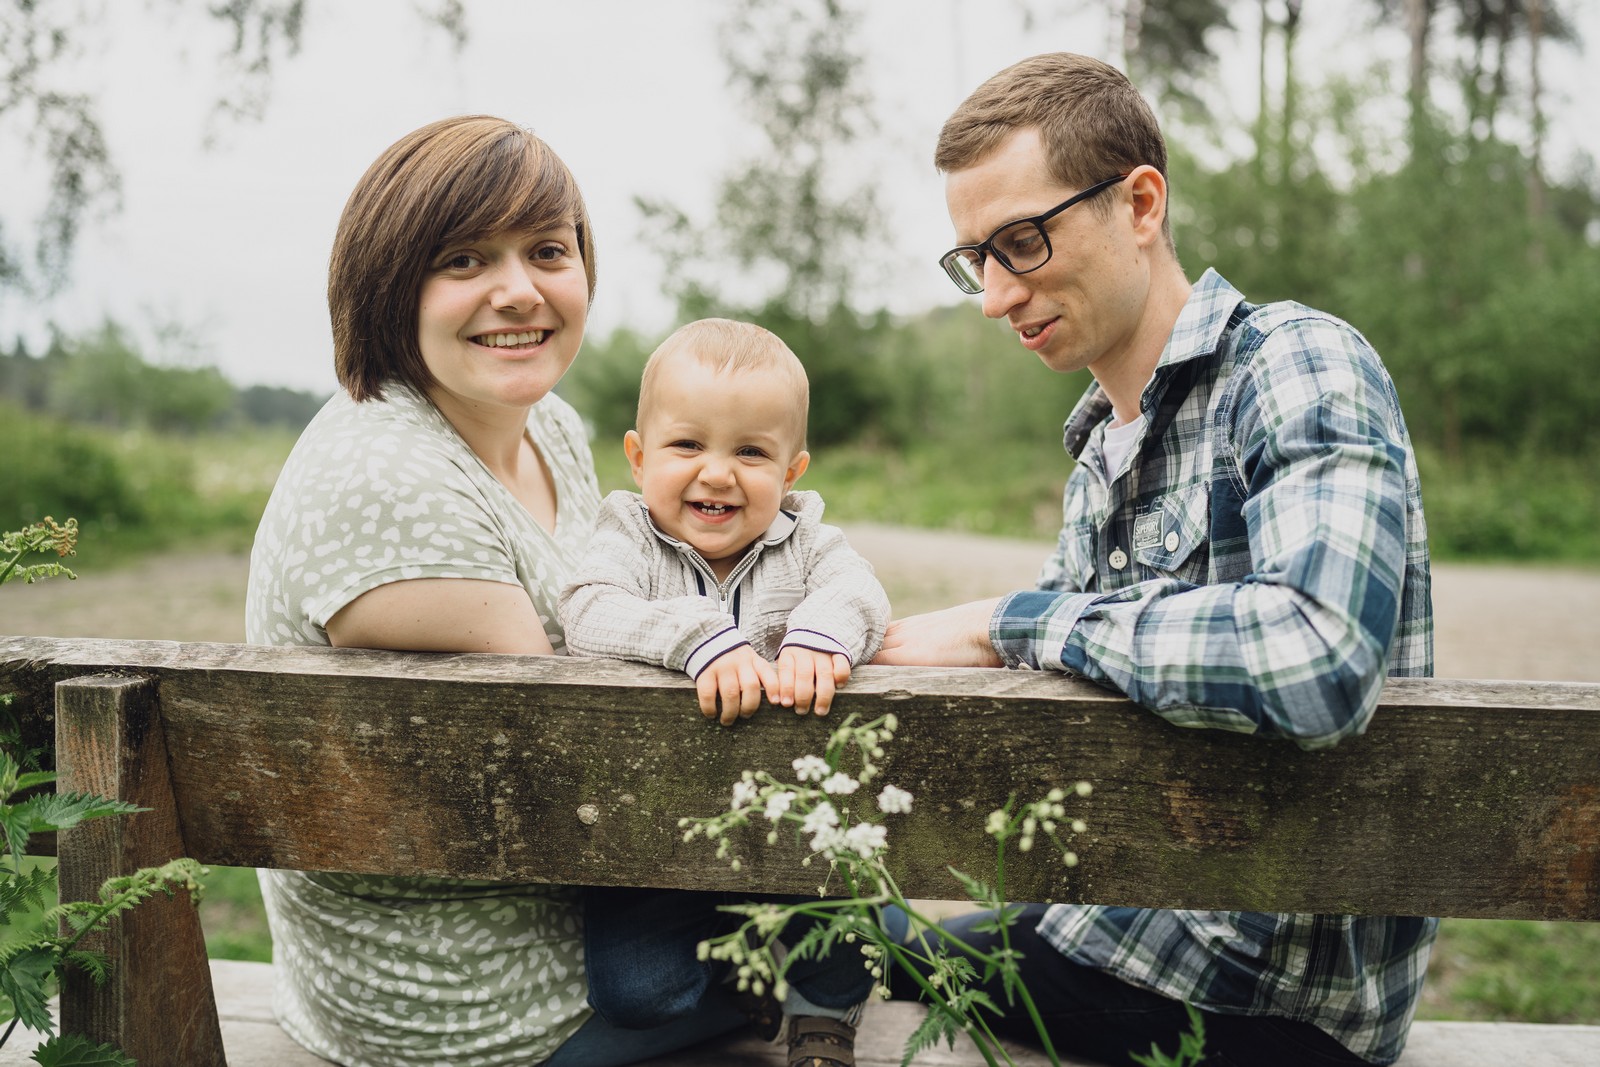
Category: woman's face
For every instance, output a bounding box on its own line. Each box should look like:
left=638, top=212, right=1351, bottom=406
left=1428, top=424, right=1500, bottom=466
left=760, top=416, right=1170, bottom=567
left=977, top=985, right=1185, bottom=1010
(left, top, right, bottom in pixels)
left=415, top=223, right=588, bottom=421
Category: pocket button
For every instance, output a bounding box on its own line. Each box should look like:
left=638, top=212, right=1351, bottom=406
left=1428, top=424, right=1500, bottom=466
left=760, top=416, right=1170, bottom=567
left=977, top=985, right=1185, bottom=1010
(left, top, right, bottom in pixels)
left=1165, top=531, right=1180, bottom=552
left=1109, top=548, right=1129, bottom=570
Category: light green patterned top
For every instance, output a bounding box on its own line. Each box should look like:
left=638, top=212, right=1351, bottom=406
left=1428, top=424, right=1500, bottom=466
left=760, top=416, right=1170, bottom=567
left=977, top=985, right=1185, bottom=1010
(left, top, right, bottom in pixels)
left=245, top=382, right=601, bottom=1066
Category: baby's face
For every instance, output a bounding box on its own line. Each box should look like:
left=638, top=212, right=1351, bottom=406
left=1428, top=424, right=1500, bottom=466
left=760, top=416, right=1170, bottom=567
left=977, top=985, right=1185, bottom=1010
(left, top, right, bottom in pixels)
left=625, top=361, right=809, bottom=581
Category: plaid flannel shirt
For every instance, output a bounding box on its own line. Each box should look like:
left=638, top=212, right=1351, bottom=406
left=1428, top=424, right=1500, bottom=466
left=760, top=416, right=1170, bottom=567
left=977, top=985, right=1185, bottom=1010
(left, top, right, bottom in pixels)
left=1001, top=270, right=1435, bottom=1064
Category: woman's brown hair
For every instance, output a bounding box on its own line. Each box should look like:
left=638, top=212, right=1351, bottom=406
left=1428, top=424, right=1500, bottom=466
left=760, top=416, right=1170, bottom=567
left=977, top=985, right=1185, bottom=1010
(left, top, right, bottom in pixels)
left=329, top=115, right=598, bottom=401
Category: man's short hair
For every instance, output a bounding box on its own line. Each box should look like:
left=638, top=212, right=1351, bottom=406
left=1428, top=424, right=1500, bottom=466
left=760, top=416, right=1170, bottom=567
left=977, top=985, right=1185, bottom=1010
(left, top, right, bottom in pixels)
left=329, top=115, right=598, bottom=402
left=637, top=319, right=810, bottom=449
left=935, top=53, right=1172, bottom=248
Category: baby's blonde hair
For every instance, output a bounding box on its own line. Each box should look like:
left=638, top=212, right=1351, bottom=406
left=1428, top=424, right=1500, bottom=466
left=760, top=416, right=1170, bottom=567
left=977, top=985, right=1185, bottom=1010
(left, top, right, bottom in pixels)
left=636, top=318, right=810, bottom=448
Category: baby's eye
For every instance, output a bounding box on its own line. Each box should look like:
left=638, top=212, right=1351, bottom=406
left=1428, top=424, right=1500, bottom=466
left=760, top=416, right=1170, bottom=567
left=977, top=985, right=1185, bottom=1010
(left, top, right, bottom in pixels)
left=737, top=446, right=769, bottom=459
left=669, top=440, right=701, bottom=451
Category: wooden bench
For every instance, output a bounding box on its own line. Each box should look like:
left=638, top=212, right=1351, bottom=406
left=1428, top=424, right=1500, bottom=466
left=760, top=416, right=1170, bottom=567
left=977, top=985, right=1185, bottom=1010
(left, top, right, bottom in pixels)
left=3, top=635, right=1598, bottom=1066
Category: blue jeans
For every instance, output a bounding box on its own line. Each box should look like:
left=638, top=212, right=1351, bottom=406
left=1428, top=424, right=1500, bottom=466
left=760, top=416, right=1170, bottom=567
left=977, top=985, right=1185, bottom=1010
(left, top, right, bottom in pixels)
left=541, top=985, right=747, bottom=1067
left=583, top=886, right=872, bottom=1029
left=885, top=905, right=1367, bottom=1067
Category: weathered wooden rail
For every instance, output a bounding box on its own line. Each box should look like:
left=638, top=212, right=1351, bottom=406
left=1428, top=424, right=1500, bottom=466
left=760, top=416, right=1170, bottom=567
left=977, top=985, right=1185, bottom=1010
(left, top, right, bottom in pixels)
left=2, top=634, right=1598, bottom=1066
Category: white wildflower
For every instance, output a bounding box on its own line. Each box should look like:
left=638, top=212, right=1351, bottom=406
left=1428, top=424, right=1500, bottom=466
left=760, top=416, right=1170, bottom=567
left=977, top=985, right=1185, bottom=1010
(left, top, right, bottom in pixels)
left=843, top=822, right=888, bottom=858
left=793, top=755, right=830, bottom=782
left=810, top=826, right=846, bottom=854
left=876, top=784, right=914, bottom=814
left=821, top=772, right=860, bottom=795
left=763, top=790, right=796, bottom=821
left=801, top=802, right=839, bottom=836
left=731, top=779, right=760, bottom=809
left=985, top=809, right=1009, bottom=836
left=1075, top=781, right=1093, bottom=797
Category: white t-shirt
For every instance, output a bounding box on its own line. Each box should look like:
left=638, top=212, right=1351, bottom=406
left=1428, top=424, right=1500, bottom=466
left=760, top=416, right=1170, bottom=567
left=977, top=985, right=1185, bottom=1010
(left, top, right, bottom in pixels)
left=245, top=382, right=601, bottom=1067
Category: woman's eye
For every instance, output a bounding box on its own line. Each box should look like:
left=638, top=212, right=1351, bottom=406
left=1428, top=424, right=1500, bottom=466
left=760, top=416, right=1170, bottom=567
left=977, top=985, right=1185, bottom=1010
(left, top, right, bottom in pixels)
left=439, top=252, right=481, bottom=271
left=532, top=243, right=569, bottom=262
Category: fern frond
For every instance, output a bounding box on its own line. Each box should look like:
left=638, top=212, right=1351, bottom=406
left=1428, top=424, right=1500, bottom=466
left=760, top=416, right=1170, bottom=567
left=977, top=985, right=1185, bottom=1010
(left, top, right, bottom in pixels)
left=61, top=950, right=109, bottom=986
left=0, top=866, right=57, bottom=920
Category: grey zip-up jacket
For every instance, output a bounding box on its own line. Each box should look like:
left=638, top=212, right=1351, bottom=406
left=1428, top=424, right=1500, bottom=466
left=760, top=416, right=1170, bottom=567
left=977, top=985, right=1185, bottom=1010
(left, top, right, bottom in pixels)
left=558, top=489, right=889, bottom=678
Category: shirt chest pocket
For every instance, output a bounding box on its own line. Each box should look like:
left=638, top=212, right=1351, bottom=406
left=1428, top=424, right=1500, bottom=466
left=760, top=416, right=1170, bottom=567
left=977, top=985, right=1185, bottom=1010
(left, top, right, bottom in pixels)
left=747, top=584, right=805, bottom=650
left=1133, top=481, right=1210, bottom=584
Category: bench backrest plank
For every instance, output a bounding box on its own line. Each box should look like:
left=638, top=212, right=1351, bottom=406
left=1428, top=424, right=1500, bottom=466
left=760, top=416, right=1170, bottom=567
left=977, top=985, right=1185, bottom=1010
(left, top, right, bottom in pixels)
left=5, top=636, right=1597, bottom=920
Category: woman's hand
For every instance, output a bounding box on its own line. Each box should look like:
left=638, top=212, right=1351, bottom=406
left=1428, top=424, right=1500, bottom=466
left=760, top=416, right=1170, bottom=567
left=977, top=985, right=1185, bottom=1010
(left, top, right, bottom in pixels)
left=326, top=578, right=556, bottom=655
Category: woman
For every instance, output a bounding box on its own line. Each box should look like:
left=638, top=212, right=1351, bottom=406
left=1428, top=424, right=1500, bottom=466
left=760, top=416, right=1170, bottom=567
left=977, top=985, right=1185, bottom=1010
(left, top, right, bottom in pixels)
left=245, top=116, right=755, bottom=1067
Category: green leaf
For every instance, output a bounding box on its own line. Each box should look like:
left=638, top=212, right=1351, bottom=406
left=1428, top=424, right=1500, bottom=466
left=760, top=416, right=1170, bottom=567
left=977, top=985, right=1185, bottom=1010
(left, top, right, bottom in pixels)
left=0, top=865, right=57, bottom=921
left=1, top=794, right=144, bottom=858
left=945, top=865, right=994, bottom=906
left=31, top=1033, right=137, bottom=1067
left=14, top=772, right=56, bottom=793
left=900, top=1001, right=961, bottom=1066
left=0, top=945, right=58, bottom=1035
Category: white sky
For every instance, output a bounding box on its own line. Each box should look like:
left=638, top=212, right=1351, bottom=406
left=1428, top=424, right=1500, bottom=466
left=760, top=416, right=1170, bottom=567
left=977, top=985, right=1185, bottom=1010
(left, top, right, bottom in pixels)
left=3, top=0, right=1596, bottom=394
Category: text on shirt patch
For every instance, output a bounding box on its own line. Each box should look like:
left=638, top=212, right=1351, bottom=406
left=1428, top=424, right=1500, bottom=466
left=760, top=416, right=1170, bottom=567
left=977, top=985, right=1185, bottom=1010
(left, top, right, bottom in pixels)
left=1133, top=510, right=1163, bottom=551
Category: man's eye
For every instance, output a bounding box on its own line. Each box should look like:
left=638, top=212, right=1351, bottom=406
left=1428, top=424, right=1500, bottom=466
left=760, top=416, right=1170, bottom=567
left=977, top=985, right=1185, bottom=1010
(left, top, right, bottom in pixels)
left=996, top=227, right=1043, bottom=258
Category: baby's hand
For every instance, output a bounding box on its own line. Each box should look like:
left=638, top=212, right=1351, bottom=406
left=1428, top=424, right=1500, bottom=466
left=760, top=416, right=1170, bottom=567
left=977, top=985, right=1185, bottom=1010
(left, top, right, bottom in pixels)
left=697, top=645, right=780, bottom=726
left=777, top=646, right=852, bottom=716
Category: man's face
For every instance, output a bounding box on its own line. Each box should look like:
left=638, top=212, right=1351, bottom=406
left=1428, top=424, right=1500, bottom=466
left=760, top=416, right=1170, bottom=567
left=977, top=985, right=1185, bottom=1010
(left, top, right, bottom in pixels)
left=944, top=127, right=1148, bottom=381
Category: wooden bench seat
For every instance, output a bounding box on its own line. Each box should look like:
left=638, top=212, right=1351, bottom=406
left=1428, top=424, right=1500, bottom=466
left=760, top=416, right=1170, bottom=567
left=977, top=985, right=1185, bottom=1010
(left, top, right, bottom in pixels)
left=2, top=636, right=1597, bottom=1066
left=3, top=960, right=1597, bottom=1066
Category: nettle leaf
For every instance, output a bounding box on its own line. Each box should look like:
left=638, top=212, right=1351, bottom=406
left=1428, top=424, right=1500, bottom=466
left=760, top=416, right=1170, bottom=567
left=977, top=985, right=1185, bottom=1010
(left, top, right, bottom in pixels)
left=2, top=794, right=144, bottom=857
left=15, top=771, right=57, bottom=792
left=31, top=1033, right=137, bottom=1067
left=0, top=944, right=58, bottom=1034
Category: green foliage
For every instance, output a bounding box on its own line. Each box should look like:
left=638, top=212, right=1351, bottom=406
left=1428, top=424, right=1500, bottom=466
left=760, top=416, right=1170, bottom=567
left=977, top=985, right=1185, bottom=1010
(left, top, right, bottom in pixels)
left=1130, top=1004, right=1206, bottom=1067
left=0, top=741, right=208, bottom=1049
left=0, top=403, right=293, bottom=560
left=30, top=1033, right=137, bottom=1067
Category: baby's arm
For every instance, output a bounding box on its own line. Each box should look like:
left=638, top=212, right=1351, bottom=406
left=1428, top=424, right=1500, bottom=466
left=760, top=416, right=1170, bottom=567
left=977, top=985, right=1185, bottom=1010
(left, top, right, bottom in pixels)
left=779, top=515, right=892, bottom=715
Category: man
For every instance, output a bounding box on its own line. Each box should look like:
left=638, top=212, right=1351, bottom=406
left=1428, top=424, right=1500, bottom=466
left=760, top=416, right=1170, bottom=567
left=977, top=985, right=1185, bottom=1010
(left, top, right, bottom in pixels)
left=877, top=53, right=1434, bottom=1066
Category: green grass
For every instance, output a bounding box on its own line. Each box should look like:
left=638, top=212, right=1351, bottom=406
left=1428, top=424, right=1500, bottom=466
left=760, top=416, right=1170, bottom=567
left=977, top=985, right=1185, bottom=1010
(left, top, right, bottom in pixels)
left=1420, top=919, right=1600, bottom=1023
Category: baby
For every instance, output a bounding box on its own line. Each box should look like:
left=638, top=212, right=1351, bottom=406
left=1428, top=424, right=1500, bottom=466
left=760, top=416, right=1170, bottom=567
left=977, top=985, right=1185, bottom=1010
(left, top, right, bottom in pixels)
left=557, top=318, right=887, bottom=1057
left=560, top=317, right=889, bottom=723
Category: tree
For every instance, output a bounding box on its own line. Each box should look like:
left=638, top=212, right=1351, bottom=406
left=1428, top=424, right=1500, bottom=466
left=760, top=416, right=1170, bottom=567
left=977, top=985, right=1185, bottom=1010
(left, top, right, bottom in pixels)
left=634, top=0, right=891, bottom=445
left=0, top=1, right=464, bottom=298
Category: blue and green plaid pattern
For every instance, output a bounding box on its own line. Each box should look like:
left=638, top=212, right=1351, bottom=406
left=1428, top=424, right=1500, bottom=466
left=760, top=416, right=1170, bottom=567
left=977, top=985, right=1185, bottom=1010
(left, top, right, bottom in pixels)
left=1005, top=270, right=1435, bottom=1064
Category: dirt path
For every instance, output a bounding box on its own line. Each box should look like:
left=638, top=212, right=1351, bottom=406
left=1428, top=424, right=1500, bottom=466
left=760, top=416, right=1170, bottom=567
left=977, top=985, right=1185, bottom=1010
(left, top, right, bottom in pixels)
left=4, top=527, right=1598, bottom=682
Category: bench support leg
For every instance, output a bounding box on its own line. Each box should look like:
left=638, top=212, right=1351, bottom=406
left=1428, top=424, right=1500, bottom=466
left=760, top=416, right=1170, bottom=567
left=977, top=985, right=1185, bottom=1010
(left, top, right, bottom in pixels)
left=56, top=674, right=226, bottom=1067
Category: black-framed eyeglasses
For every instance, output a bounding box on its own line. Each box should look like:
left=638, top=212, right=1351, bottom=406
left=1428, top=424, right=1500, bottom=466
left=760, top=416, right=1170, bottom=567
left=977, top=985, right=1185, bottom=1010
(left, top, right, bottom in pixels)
left=939, top=174, right=1128, bottom=294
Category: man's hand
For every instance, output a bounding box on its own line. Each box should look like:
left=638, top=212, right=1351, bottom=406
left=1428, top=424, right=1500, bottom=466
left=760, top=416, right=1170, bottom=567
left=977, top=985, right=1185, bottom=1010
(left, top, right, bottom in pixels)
left=697, top=645, right=780, bottom=726
left=777, top=646, right=852, bottom=716
left=872, top=597, right=1006, bottom=667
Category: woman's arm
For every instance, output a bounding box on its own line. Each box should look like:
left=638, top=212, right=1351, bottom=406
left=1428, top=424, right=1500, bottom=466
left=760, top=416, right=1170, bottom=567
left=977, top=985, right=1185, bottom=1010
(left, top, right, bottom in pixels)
left=327, top=578, right=555, bottom=655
